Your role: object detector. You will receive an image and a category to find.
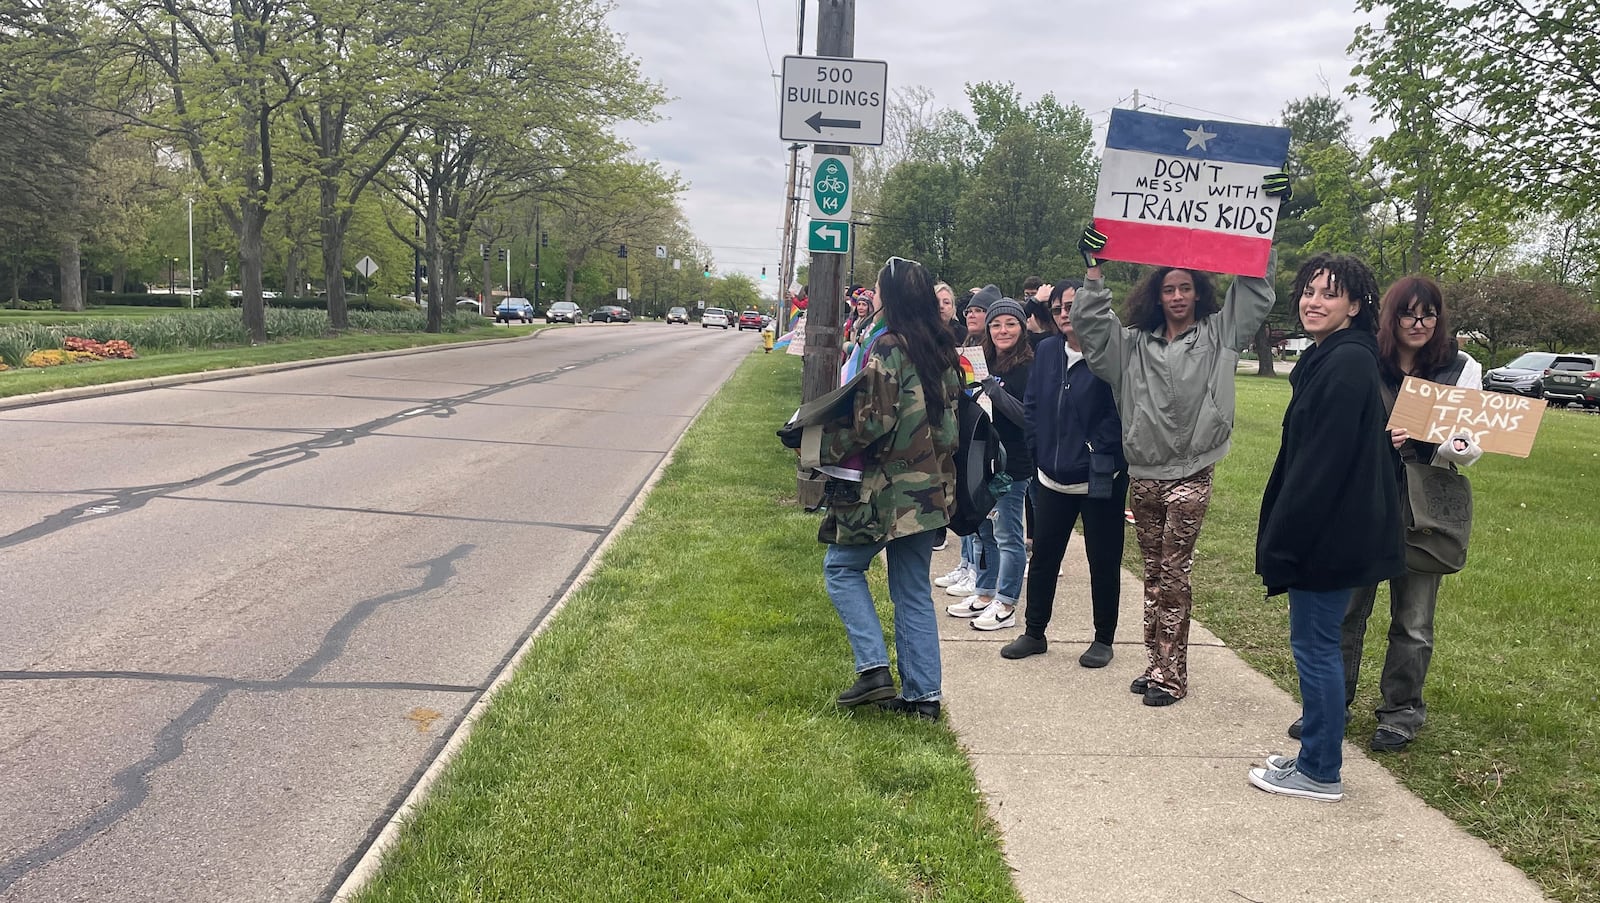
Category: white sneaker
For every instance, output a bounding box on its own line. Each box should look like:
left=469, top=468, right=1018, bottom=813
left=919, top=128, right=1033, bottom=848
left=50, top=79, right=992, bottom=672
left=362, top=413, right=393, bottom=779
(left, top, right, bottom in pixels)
left=971, top=600, right=1017, bottom=631
left=945, top=594, right=990, bottom=618
left=945, top=576, right=977, bottom=596
left=934, top=565, right=968, bottom=587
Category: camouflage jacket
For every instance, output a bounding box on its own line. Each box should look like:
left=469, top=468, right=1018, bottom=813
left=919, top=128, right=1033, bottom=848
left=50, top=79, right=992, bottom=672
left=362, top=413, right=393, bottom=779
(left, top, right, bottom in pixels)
left=816, top=337, right=960, bottom=545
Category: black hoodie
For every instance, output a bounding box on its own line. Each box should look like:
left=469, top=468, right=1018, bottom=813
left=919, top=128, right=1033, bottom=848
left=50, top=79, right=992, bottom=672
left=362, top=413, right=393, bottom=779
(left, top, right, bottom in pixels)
left=1256, top=328, right=1406, bottom=595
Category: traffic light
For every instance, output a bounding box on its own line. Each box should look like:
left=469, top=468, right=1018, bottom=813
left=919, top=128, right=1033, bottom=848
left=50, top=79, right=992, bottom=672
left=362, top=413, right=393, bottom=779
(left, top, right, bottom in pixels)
left=479, top=243, right=488, bottom=260
left=618, top=243, right=628, bottom=258
left=540, top=232, right=549, bottom=247
left=702, top=264, right=711, bottom=278
left=496, top=248, right=507, bottom=262
left=760, top=267, right=767, bottom=280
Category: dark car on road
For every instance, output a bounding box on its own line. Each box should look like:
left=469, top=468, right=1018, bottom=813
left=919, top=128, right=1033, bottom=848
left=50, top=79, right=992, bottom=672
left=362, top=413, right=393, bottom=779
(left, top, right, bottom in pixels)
left=494, top=297, right=535, bottom=323
left=738, top=310, right=763, bottom=330
left=666, top=306, right=689, bottom=324
left=589, top=305, right=632, bottom=323
left=544, top=301, right=583, bottom=323
left=1486, top=352, right=1597, bottom=398
left=1534, top=353, right=1600, bottom=408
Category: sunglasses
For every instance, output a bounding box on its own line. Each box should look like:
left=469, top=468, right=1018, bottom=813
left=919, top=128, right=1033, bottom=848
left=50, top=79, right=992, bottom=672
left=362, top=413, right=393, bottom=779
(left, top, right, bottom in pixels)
left=1050, top=304, right=1073, bottom=314
left=885, top=255, right=921, bottom=278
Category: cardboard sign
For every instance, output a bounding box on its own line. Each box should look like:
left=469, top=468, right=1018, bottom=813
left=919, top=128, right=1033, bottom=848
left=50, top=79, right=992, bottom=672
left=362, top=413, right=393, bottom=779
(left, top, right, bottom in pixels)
left=785, top=313, right=807, bottom=356
left=1092, top=109, right=1291, bottom=278
left=1387, top=376, right=1545, bottom=458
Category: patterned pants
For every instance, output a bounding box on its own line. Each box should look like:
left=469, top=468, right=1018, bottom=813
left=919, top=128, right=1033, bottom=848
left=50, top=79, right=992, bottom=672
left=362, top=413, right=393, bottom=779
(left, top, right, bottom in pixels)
left=1130, top=467, right=1214, bottom=698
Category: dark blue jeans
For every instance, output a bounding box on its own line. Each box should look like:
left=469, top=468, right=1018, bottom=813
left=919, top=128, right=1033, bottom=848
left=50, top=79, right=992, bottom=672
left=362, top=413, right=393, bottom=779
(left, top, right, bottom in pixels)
left=1289, top=587, right=1353, bottom=784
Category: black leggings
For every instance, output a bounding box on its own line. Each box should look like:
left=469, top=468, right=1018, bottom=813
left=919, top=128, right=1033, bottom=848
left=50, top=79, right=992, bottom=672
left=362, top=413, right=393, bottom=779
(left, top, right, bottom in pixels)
left=1023, top=475, right=1129, bottom=644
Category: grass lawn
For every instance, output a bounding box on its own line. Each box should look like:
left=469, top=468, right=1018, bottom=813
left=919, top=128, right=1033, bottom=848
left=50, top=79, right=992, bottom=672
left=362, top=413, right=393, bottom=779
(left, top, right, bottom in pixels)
left=353, top=353, right=1019, bottom=903
left=0, top=306, right=209, bottom=324
left=1161, top=375, right=1599, bottom=902
left=0, top=325, right=534, bottom=399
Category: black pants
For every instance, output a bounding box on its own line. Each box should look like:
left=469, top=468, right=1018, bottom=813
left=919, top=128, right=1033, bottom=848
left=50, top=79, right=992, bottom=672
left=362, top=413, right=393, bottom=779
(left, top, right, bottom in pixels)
left=1023, top=474, right=1129, bottom=644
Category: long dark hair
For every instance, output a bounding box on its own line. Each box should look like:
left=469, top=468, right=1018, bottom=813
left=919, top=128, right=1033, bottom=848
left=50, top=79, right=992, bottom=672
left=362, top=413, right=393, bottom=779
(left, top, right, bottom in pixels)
left=1292, top=253, right=1381, bottom=334
left=1377, top=276, right=1452, bottom=383
left=1125, top=267, right=1219, bottom=332
left=878, top=258, right=959, bottom=423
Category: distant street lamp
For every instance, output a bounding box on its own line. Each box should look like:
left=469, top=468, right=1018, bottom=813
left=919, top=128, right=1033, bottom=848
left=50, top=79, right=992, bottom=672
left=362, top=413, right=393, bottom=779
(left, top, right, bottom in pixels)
left=170, top=257, right=178, bottom=294
left=187, top=197, right=195, bottom=308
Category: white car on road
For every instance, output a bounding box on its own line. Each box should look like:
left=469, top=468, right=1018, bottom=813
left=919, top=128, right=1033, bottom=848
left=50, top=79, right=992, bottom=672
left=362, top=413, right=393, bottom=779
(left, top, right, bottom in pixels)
left=701, top=308, right=730, bottom=329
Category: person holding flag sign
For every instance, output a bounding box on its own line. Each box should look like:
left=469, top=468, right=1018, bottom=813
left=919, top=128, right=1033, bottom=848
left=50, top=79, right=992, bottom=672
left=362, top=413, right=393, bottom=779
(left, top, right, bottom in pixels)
left=1069, top=109, right=1293, bottom=707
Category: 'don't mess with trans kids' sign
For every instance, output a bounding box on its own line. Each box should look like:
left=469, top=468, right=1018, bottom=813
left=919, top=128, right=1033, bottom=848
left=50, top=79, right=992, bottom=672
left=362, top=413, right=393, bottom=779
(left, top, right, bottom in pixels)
left=1093, top=109, right=1292, bottom=278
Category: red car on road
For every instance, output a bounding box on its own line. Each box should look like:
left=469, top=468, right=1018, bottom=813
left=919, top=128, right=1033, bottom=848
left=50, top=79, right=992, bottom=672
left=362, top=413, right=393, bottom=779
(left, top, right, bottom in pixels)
left=738, top=310, right=762, bottom=330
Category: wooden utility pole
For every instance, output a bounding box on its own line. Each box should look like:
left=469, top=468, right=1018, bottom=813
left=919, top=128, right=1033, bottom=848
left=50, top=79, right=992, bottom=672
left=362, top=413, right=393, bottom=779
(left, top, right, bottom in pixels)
left=801, top=0, right=854, bottom=403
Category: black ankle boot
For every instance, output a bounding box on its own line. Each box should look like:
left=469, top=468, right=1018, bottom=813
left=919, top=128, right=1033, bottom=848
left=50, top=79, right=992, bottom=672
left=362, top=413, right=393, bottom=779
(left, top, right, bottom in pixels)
left=836, top=667, right=896, bottom=707
left=878, top=697, right=940, bottom=721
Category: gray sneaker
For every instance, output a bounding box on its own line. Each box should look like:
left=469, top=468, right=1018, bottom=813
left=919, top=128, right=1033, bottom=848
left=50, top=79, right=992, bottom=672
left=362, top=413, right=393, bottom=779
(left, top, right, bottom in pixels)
left=1248, top=764, right=1343, bottom=802
left=1263, top=754, right=1295, bottom=771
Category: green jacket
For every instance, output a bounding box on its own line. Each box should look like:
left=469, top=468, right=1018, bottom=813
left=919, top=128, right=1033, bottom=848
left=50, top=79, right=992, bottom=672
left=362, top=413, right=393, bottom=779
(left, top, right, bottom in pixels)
left=816, top=338, right=960, bottom=545
left=1071, top=270, right=1274, bottom=480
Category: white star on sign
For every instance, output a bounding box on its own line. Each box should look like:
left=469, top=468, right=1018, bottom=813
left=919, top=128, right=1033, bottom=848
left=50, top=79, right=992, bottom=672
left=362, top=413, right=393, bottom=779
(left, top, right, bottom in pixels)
left=1183, top=125, right=1218, bottom=150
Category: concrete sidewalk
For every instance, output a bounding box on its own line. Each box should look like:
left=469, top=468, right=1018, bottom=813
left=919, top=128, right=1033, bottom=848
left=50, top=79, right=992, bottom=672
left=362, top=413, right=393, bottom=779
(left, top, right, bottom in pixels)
left=931, top=539, right=1550, bottom=903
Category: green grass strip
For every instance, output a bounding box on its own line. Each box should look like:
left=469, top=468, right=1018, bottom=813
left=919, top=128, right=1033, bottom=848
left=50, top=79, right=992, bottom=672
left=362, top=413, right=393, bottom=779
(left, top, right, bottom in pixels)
left=1153, top=375, right=1599, bottom=902
left=355, top=353, right=1019, bottom=903
left=0, top=326, right=537, bottom=399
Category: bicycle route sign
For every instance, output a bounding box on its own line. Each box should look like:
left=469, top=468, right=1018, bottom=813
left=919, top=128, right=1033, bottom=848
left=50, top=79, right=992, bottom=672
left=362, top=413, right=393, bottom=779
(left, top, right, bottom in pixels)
left=810, top=153, right=852, bottom=221
left=779, top=55, right=888, bottom=146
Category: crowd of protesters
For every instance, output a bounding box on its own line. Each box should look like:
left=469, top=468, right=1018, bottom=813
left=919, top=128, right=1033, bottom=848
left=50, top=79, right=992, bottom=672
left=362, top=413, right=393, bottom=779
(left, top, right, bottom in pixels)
left=801, top=171, right=1484, bottom=804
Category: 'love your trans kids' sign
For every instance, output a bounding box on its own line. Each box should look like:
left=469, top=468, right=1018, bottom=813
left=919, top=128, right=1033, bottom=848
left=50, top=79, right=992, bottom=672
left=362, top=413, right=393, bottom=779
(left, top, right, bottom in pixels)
left=1092, top=109, right=1291, bottom=278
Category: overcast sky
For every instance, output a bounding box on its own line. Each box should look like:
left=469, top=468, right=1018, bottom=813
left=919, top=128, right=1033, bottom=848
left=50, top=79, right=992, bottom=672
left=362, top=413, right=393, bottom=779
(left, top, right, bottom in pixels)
left=608, top=1, right=1375, bottom=297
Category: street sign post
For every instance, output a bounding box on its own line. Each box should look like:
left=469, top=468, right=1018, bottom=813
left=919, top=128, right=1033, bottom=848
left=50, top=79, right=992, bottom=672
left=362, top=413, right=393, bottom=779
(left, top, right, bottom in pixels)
left=655, top=245, right=667, bottom=259
left=809, top=153, right=852, bottom=221
left=808, top=220, right=850, bottom=254
left=779, top=55, right=888, bottom=146
left=355, top=256, right=378, bottom=278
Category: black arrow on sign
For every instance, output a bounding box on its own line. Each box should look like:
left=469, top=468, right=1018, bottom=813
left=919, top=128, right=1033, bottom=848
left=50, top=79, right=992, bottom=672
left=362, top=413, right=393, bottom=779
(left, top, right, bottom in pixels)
left=806, top=111, right=861, bottom=132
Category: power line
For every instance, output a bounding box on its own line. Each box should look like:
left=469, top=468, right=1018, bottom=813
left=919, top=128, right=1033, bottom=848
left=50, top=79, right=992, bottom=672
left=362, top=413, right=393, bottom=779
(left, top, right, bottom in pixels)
left=1136, top=94, right=1266, bottom=125
left=754, top=0, right=779, bottom=108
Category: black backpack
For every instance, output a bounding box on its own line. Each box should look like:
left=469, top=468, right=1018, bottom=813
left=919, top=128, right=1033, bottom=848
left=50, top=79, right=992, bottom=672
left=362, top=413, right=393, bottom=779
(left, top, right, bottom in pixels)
left=948, top=390, right=1008, bottom=536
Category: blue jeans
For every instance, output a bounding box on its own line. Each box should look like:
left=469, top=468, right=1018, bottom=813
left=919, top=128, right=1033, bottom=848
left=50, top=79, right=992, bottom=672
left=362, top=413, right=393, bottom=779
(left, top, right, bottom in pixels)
left=824, top=530, right=942, bottom=702
left=1289, top=587, right=1352, bottom=783
left=960, top=533, right=977, bottom=572
left=974, top=478, right=1030, bottom=605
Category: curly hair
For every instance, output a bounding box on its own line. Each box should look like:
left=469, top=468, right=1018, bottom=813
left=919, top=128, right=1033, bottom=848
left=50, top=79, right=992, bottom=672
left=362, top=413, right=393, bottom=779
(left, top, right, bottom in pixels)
left=1124, top=268, right=1219, bottom=333
left=1292, top=253, right=1381, bottom=335
left=1376, top=275, right=1452, bottom=383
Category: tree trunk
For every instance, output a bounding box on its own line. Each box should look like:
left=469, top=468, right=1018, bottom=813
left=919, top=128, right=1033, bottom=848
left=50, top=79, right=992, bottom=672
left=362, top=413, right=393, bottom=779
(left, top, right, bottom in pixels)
left=424, top=186, right=443, bottom=333
left=284, top=244, right=302, bottom=303
left=564, top=263, right=576, bottom=303
left=58, top=238, right=84, bottom=311
left=1254, top=322, right=1274, bottom=376
left=112, top=264, right=127, bottom=294
left=239, top=200, right=268, bottom=343
left=320, top=178, right=349, bottom=329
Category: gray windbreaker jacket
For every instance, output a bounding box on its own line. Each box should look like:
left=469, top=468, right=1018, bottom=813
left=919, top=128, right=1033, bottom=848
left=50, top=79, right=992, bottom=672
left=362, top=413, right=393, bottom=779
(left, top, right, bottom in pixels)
left=1071, top=270, right=1274, bottom=480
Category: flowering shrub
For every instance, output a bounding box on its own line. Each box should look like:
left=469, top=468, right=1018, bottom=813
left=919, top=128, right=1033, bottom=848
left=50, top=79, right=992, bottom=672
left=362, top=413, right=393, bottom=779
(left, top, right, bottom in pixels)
left=63, top=336, right=137, bottom=359
left=24, top=349, right=99, bottom=367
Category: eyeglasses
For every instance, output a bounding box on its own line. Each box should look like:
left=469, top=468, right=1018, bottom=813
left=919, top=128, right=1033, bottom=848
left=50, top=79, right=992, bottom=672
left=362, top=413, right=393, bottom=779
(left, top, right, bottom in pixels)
left=885, top=255, right=921, bottom=278
left=1050, top=304, right=1072, bottom=314
left=1400, top=313, right=1438, bottom=327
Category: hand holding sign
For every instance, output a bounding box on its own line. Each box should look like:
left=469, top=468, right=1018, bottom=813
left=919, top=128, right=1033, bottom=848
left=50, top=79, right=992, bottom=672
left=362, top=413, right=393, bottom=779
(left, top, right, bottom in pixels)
left=1079, top=226, right=1108, bottom=269
left=1387, top=376, right=1546, bottom=458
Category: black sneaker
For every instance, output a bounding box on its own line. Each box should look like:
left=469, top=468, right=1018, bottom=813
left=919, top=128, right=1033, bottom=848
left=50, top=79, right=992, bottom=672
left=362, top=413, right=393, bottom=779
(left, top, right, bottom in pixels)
left=878, top=697, right=941, bottom=721
left=1078, top=641, right=1114, bottom=668
left=1143, top=686, right=1180, bottom=707
left=1000, top=634, right=1048, bottom=659
left=836, top=667, right=895, bottom=707
left=1370, top=725, right=1413, bottom=752
left=1130, top=676, right=1150, bottom=695
left=1288, top=716, right=1303, bottom=740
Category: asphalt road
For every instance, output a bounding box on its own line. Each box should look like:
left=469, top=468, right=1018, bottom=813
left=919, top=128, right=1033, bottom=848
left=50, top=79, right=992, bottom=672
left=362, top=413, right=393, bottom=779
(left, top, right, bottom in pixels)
left=0, top=322, right=754, bottom=902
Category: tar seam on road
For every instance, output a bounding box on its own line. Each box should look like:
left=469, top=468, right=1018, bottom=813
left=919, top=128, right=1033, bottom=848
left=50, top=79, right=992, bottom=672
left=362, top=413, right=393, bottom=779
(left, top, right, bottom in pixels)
left=0, top=344, right=639, bottom=892
left=167, top=495, right=611, bottom=533
left=0, top=545, right=476, bottom=893
left=0, top=347, right=631, bottom=553
left=0, top=671, right=480, bottom=693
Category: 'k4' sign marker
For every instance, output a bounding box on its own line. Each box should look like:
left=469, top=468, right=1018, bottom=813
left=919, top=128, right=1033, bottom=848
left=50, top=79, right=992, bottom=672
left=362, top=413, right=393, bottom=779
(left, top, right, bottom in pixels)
left=1092, top=108, right=1291, bottom=278
left=810, top=153, right=852, bottom=221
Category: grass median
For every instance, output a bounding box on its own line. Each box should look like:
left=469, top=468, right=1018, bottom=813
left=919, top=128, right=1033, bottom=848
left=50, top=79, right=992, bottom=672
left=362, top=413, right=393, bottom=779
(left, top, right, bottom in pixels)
left=0, top=324, right=538, bottom=399
left=354, top=352, right=1019, bottom=903
left=1161, top=375, right=1598, bottom=902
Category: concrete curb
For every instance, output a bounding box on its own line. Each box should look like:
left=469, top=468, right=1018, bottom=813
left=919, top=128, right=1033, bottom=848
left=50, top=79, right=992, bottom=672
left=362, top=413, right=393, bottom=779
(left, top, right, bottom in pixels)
left=0, top=330, right=547, bottom=413
left=327, top=352, right=721, bottom=902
